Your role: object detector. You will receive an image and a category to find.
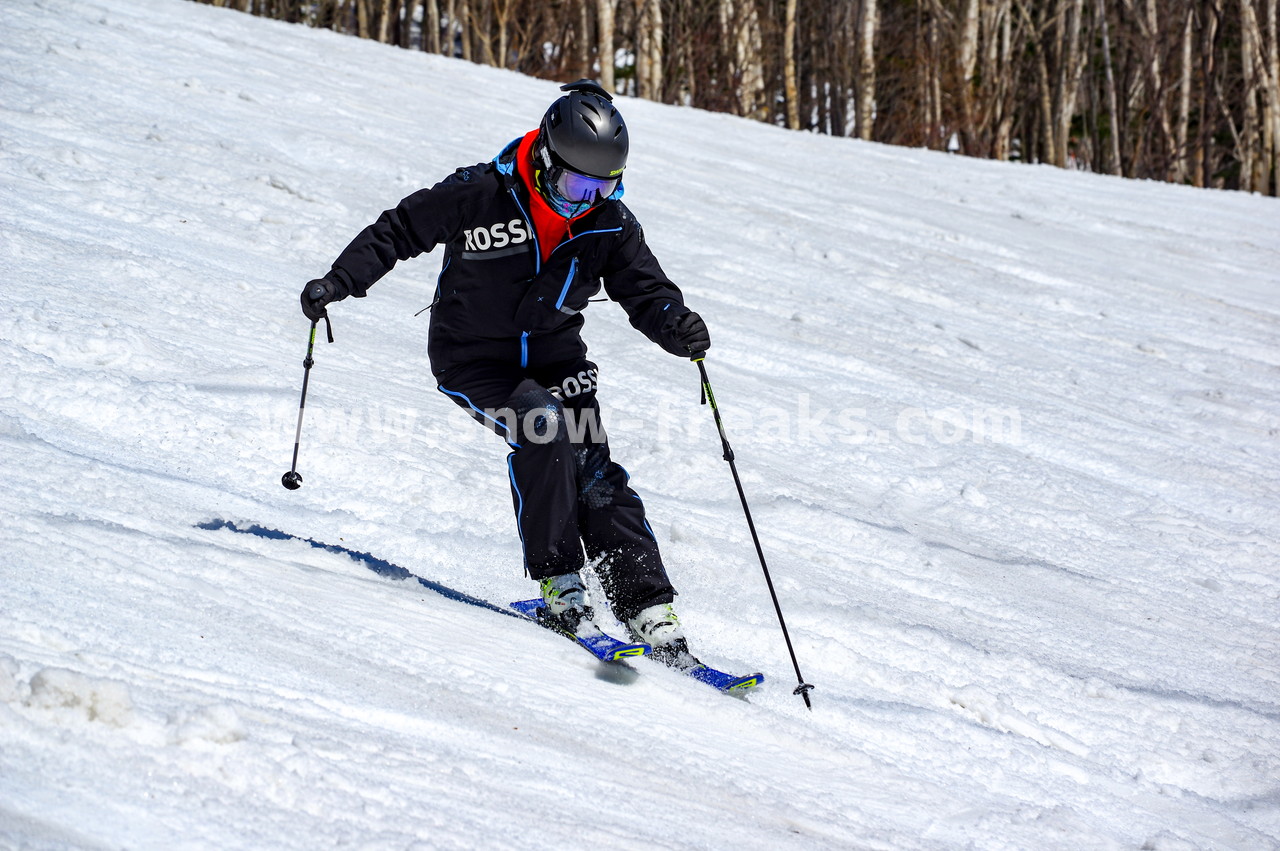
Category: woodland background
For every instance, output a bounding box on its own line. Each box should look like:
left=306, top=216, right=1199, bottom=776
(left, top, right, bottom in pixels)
left=191, top=0, right=1279, bottom=195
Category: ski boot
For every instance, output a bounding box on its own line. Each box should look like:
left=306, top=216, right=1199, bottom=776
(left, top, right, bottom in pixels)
left=627, top=603, right=702, bottom=671
left=537, top=573, right=596, bottom=635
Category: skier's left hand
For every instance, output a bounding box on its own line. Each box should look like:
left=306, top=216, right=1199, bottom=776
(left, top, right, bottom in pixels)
left=300, top=278, right=338, bottom=321
left=671, top=311, right=710, bottom=357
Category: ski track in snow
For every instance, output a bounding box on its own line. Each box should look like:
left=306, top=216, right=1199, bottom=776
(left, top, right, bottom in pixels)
left=2, top=0, right=1280, bottom=848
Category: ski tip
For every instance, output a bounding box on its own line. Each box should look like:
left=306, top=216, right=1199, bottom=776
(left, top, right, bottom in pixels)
left=685, top=665, right=765, bottom=693
left=726, top=674, right=764, bottom=691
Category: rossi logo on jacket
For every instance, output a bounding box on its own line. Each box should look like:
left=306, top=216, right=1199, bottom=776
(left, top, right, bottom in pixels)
left=463, top=219, right=531, bottom=252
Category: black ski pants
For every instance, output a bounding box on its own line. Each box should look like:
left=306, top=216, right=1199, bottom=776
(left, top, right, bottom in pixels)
left=436, top=357, right=675, bottom=621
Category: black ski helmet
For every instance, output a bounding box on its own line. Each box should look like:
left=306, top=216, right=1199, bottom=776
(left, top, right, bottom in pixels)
left=539, top=79, right=628, bottom=180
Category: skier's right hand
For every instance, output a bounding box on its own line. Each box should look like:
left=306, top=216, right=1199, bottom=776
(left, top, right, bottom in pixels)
left=300, top=278, right=338, bottom=321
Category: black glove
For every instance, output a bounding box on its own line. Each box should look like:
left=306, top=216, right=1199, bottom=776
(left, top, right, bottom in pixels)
left=670, top=311, right=711, bottom=357
left=300, top=278, right=338, bottom=321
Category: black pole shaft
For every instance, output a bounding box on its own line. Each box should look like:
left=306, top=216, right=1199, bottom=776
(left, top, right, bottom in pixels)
left=290, top=322, right=317, bottom=469
left=693, top=356, right=814, bottom=709
left=282, top=320, right=318, bottom=489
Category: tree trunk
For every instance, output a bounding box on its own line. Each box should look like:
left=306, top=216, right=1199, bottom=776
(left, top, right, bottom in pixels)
left=930, top=8, right=943, bottom=146
left=356, top=0, right=371, bottom=38
left=1015, top=0, right=1056, bottom=164
left=856, top=0, right=878, bottom=140
left=500, top=5, right=510, bottom=68
left=784, top=0, right=800, bottom=129
left=636, top=0, right=663, bottom=100
left=1146, top=0, right=1179, bottom=177
left=443, top=0, right=456, bottom=55
left=597, top=0, right=615, bottom=90
left=1241, top=0, right=1278, bottom=193
left=1240, top=0, right=1261, bottom=190
left=1055, top=0, right=1085, bottom=167
left=1096, top=0, right=1121, bottom=173
left=576, top=0, right=592, bottom=81
left=720, top=0, right=766, bottom=118
left=1201, top=0, right=1223, bottom=186
left=424, top=0, right=440, bottom=52
left=382, top=0, right=395, bottom=43
left=403, top=0, right=419, bottom=47
left=1268, top=0, right=1279, bottom=193
left=995, top=1, right=1015, bottom=159
left=957, top=0, right=980, bottom=151
left=1264, top=0, right=1274, bottom=191
left=472, top=0, right=495, bottom=65
left=458, top=0, right=471, bottom=60
left=1174, top=4, right=1193, bottom=182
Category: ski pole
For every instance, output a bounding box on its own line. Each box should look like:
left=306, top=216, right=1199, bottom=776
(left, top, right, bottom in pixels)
left=281, top=320, right=317, bottom=490
left=281, top=311, right=331, bottom=490
left=691, top=353, right=815, bottom=710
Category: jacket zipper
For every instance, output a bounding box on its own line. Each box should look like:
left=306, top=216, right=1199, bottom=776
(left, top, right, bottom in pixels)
left=554, top=258, right=578, bottom=313
left=505, top=188, right=622, bottom=369
left=520, top=257, right=580, bottom=368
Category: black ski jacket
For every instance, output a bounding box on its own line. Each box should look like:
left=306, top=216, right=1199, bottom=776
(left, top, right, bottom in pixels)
left=325, top=138, right=694, bottom=377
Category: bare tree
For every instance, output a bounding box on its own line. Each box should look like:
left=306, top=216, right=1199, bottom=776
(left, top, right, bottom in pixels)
left=855, top=0, right=879, bottom=140
left=957, top=0, right=981, bottom=148
left=635, top=0, right=665, bottom=99
left=597, top=0, right=617, bottom=90
left=1098, top=0, right=1123, bottom=173
left=1054, top=0, right=1086, bottom=167
left=784, top=0, right=800, bottom=129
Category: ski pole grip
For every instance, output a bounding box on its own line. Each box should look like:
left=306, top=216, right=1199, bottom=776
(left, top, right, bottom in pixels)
left=689, top=350, right=707, bottom=362
left=309, top=283, right=328, bottom=300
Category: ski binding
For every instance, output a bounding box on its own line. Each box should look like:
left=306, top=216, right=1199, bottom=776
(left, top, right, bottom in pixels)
left=511, top=600, right=763, bottom=692
left=510, top=599, right=650, bottom=662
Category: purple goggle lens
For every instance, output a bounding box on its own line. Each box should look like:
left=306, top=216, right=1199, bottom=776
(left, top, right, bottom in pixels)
left=554, top=169, right=618, bottom=203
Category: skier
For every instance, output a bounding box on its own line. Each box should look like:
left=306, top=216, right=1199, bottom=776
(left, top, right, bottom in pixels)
left=300, top=80, right=711, bottom=668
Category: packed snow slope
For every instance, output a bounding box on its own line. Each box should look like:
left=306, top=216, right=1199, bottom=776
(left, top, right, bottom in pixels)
left=3, top=0, right=1279, bottom=848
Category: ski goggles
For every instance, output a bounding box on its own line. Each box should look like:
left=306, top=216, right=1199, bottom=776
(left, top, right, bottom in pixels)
left=550, top=167, right=618, bottom=204
left=539, top=143, right=620, bottom=204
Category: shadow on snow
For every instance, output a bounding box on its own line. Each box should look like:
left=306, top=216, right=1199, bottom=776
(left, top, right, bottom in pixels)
left=196, top=518, right=520, bottom=620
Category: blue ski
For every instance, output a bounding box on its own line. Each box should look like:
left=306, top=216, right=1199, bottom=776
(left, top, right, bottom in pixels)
left=510, top=600, right=763, bottom=693
left=510, top=599, right=650, bottom=662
